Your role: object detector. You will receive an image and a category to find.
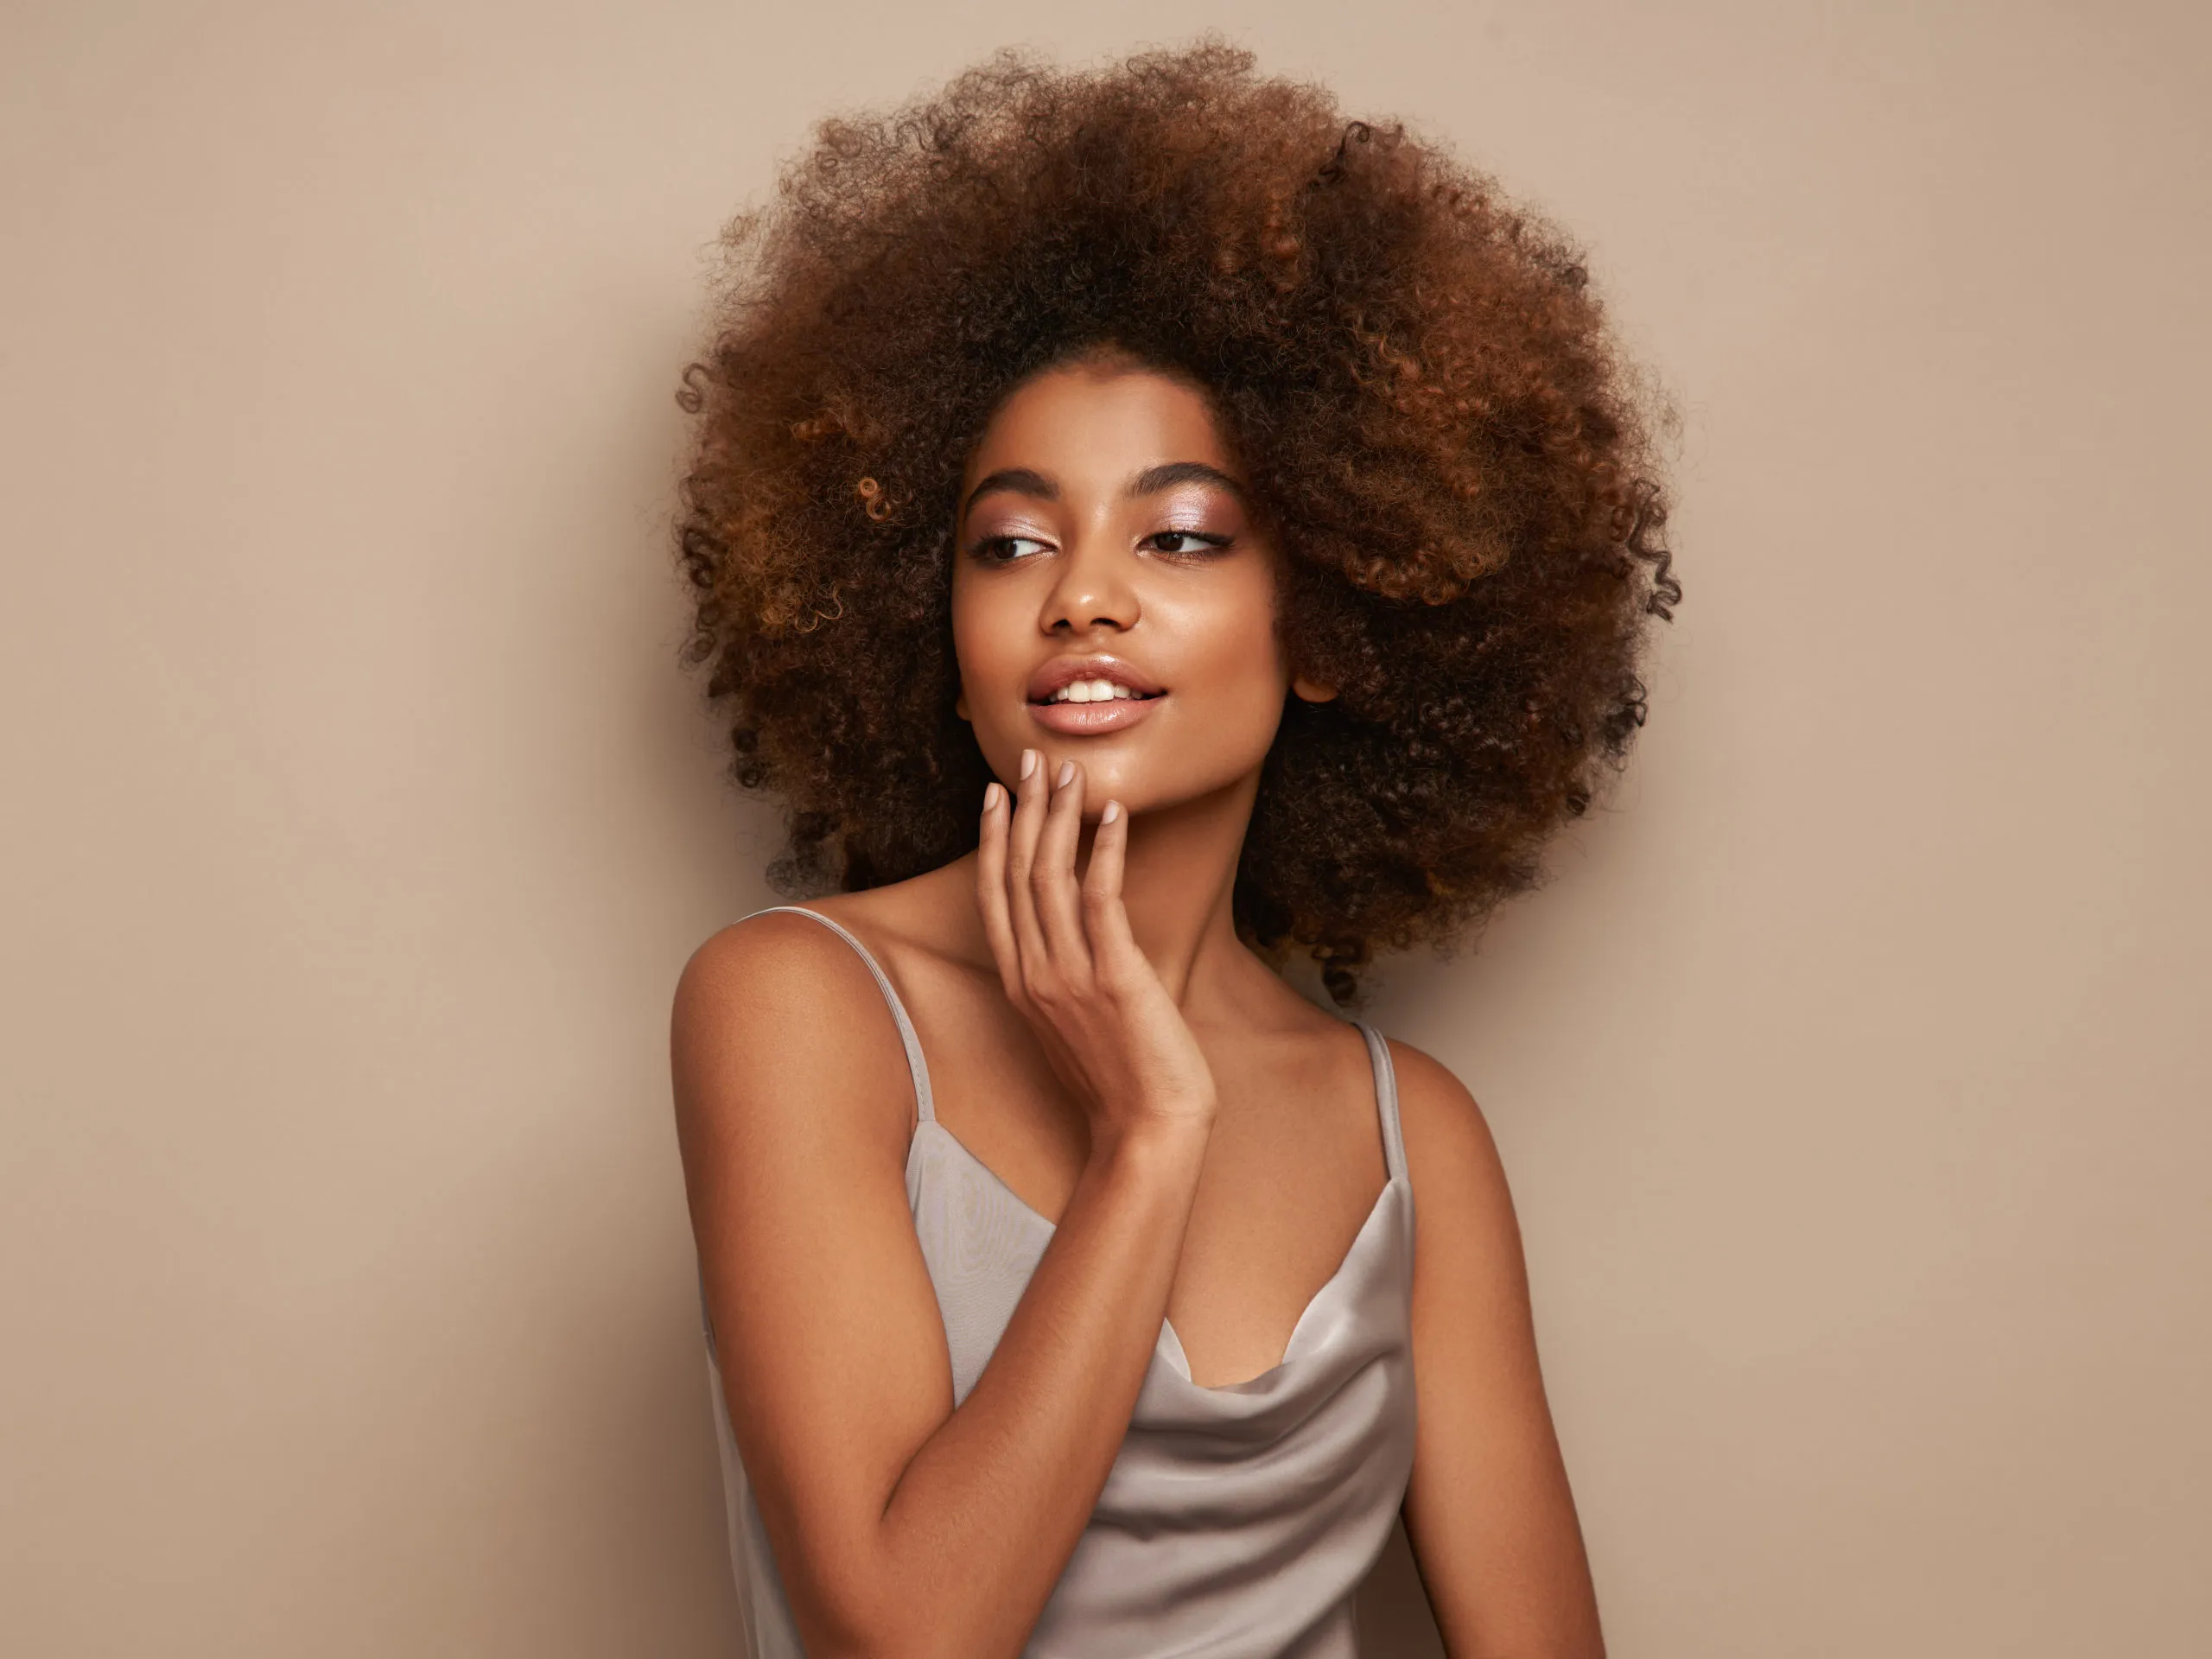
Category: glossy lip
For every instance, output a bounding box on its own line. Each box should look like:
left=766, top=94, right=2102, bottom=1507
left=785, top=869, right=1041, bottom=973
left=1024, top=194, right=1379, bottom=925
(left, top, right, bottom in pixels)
left=1030, top=696, right=1161, bottom=735
left=1026, top=654, right=1164, bottom=702
left=1026, top=654, right=1166, bottom=737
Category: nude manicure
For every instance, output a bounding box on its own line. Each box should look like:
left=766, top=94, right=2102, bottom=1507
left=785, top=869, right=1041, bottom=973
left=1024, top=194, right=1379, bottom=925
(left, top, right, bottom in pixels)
left=1057, top=760, right=1076, bottom=788
left=1020, top=749, right=1037, bottom=780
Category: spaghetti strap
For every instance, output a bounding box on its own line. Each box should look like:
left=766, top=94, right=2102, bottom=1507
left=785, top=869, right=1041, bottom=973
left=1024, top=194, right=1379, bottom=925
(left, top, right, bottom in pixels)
left=1355, top=1023, right=1407, bottom=1183
left=741, top=906, right=936, bottom=1127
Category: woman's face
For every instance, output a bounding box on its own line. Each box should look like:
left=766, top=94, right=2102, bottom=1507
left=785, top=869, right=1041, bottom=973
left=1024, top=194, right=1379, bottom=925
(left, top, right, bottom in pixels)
left=951, top=358, right=1301, bottom=818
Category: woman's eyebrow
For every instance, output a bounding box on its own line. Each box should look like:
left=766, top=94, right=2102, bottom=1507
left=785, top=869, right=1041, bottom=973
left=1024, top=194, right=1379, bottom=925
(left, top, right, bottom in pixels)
left=1128, top=461, right=1246, bottom=501
left=963, top=467, right=1057, bottom=515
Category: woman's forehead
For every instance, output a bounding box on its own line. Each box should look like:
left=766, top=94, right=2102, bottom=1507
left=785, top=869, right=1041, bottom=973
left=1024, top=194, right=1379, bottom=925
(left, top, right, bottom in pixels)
left=963, top=364, right=1242, bottom=497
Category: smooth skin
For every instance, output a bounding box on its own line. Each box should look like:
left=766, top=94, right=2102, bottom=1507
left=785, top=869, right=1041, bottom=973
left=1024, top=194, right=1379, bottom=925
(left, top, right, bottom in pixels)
left=671, top=353, right=1604, bottom=1659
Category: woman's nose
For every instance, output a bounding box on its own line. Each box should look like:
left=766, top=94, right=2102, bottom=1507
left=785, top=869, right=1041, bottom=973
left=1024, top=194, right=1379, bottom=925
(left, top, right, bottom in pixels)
left=1040, top=536, right=1140, bottom=634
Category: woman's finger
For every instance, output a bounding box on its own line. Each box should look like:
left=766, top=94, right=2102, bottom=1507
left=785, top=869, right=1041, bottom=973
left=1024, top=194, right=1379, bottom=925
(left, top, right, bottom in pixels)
left=1032, top=758, right=1089, bottom=972
left=1078, top=798, right=1141, bottom=976
left=973, top=781, right=1023, bottom=1002
left=1003, top=747, right=1052, bottom=981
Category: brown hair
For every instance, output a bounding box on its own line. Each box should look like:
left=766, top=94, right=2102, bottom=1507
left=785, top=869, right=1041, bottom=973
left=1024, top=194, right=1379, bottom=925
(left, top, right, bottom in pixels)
left=675, top=41, right=1680, bottom=1001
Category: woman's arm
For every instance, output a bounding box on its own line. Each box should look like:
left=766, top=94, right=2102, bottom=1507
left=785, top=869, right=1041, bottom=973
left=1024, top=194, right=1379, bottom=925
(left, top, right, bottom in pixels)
left=672, top=760, right=1214, bottom=1659
left=1391, top=1041, right=1606, bottom=1659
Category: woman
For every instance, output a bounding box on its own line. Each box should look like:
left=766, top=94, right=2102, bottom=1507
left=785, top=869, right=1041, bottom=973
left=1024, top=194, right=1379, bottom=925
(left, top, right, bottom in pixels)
left=669, top=42, right=1677, bottom=1659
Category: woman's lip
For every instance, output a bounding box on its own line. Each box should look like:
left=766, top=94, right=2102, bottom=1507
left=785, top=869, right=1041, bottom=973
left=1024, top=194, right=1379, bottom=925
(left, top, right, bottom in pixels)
left=1028, top=694, right=1163, bottom=735
left=1026, top=655, right=1164, bottom=701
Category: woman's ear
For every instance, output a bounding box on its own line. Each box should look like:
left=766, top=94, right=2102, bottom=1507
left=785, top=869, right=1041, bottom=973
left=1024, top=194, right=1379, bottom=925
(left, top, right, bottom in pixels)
left=1290, top=674, right=1338, bottom=704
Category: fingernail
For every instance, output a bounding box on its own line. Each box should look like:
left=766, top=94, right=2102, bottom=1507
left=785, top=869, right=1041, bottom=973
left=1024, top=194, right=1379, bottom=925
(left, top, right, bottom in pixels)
left=983, top=783, right=1002, bottom=812
left=1100, top=800, right=1121, bottom=824
left=1056, top=760, right=1075, bottom=788
left=1019, top=749, right=1037, bottom=780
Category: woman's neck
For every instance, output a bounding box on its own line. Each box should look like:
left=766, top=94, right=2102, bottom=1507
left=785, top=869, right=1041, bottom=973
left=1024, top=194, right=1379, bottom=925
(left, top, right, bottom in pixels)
left=1087, top=770, right=1261, bottom=1010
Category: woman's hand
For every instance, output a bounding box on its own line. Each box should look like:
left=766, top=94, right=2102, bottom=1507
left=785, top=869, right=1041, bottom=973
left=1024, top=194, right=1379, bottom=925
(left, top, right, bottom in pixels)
left=976, top=750, right=1217, bottom=1147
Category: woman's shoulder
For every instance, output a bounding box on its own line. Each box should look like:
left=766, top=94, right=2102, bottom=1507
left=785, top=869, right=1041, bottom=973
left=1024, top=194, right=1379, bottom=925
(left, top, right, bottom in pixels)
left=679, top=862, right=977, bottom=1005
left=1375, top=1033, right=1481, bottom=1118
left=1371, top=1034, right=1517, bottom=1222
left=671, top=868, right=982, bottom=1122
left=675, top=904, right=882, bottom=1025
left=670, top=900, right=925, bottom=1146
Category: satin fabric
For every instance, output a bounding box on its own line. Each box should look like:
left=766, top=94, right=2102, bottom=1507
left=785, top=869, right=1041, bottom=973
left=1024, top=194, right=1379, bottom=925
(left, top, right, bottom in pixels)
left=702, top=907, right=1418, bottom=1657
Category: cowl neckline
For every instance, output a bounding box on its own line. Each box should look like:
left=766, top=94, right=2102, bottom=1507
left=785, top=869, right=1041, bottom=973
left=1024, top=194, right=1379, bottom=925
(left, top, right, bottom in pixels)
left=906, top=1118, right=1410, bottom=1398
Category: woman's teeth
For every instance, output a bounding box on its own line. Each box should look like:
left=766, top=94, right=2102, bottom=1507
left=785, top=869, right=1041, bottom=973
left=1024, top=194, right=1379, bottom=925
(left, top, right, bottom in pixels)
left=1047, top=679, right=1140, bottom=704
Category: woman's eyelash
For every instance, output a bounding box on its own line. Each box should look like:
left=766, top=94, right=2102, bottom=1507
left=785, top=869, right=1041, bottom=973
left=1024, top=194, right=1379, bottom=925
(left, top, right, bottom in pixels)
left=968, top=534, right=1052, bottom=563
left=1144, top=530, right=1234, bottom=555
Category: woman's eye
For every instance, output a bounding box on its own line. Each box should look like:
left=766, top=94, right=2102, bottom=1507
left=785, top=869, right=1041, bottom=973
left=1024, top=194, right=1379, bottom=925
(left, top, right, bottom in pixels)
left=970, top=535, right=1052, bottom=564
left=1144, top=530, right=1232, bottom=556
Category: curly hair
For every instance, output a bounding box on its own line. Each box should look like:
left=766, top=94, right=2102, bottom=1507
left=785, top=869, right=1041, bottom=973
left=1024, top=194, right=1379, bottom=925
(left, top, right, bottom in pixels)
left=674, top=40, right=1680, bottom=1003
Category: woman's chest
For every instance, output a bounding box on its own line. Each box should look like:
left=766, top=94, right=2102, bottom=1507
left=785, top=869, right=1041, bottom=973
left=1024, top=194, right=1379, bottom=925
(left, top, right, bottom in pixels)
left=906, top=985, right=1392, bottom=1389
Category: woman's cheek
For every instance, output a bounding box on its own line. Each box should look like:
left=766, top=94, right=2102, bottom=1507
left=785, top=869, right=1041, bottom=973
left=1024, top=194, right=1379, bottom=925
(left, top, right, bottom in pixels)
left=1192, top=593, right=1292, bottom=731
left=950, top=597, right=1021, bottom=734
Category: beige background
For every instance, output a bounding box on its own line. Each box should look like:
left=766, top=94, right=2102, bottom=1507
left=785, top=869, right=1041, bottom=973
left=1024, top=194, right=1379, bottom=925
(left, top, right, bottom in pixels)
left=4, top=2, right=2207, bottom=1654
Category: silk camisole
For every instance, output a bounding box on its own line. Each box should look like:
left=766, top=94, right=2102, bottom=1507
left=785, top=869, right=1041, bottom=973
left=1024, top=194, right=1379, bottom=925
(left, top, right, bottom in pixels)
left=700, top=906, right=1419, bottom=1657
